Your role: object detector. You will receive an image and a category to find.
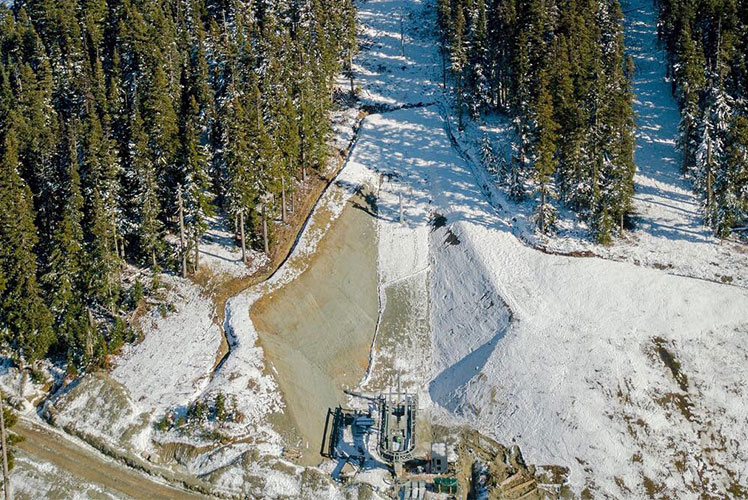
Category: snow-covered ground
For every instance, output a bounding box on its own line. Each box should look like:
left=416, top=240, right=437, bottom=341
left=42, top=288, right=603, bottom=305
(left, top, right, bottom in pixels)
left=343, top=0, right=748, bottom=496
left=13, top=0, right=748, bottom=496
left=198, top=215, right=269, bottom=278
left=175, top=0, right=748, bottom=494
left=462, top=0, right=748, bottom=289
left=12, top=454, right=121, bottom=500
left=45, top=275, right=223, bottom=456
left=112, top=276, right=221, bottom=420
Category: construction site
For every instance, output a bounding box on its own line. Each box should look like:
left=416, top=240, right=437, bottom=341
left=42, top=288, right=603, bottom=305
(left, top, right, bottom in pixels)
left=319, top=378, right=572, bottom=499
left=321, top=381, right=460, bottom=499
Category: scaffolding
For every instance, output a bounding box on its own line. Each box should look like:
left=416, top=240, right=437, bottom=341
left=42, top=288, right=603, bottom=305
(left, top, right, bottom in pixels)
left=377, top=385, right=417, bottom=464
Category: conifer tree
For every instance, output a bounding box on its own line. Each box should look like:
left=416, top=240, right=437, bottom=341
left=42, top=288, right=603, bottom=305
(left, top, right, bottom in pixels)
left=715, top=115, right=748, bottom=237
left=128, top=107, right=164, bottom=267
left=532, top=75, right=560, bottom=234
left=342, top=0, right=358, bottom=95
left=275, top=95, right=300, bottom=221
left=142, top=63, right=179, bottom=217
left=43, top=123, right=93, bottom=366
left=0, top=0, right=358, bottom=366
left=80, top=108, right=120, bottom=308
left=449, top=0, right=467, bottom=129
left=0, top=114, right=54, bottom=361
left=177, top=90, right=213, bottom=272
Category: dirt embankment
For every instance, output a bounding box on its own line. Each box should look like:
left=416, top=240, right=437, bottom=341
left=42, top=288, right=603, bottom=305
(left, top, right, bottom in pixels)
left=251, top=190, right=379, bottom=465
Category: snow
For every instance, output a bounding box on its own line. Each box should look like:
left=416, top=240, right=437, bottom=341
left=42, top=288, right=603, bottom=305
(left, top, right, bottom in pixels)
left=197, top=289, right=284, bottom=457
left=12, top=454, right=121, bottom=500
left=342, top=0, right=748, bottom=496
left=198, top=215, right=269, bottom=278
left=47, top=275, right=224, bottom=455
left=458, top=0, right=748, bottom=289
left=15, top=0, right=748, bottom=496
left=354, top=0, right=440, bottom=108
left=112, top=275, right=221, bottom=420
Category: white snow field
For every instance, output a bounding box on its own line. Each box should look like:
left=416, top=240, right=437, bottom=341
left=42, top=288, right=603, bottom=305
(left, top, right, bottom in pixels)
left=345, top=0, right=748, bottom=496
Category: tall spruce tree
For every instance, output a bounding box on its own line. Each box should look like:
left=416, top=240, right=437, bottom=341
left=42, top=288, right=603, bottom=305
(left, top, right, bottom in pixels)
left=0, top=113, right=54, bottom=362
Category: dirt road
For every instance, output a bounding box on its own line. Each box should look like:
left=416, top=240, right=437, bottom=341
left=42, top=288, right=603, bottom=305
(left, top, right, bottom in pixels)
left=15, top=419, right=209, bottom=499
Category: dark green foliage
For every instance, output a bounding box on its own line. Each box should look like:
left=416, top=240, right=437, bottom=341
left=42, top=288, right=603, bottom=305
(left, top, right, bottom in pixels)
left=215, top=391, right=226, bottom=421
left=0, top=0, right=355, bottom=368
left=0, top=113, right=54, bottom=361
left=658, top=0, right=748, bottom=235
left=438, top=0, right=636, bottom=240
left=1, top=400, right=22, bottom=472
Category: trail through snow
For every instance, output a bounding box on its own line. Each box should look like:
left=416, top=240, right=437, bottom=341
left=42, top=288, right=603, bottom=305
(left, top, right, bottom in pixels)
left=625, top=0, right=705, bottom=243
left=617, top=0, right=748, bottom=285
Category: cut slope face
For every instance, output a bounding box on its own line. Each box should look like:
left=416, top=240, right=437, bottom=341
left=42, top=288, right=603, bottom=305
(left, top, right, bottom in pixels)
left=252, top=192, right=379, bottom=464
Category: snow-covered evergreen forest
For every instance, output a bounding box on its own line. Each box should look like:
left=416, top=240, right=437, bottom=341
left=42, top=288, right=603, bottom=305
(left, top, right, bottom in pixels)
left=0, top=0, right=356, bottom=368
left=658, top=0, right=748, bottom=237
left=437, top=0, right=637, bottom=241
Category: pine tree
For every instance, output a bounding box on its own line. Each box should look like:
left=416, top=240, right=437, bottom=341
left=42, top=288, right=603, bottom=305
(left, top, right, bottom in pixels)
left=80, top=108, right=121, bottom=309
left=449, top=0, right=467, bottom=129
left=129, top=107, right=164, bottom=267
left=43, top=123, right=94, bottom=366
left=177, top=90, right=213, bottom=273
left=225, top=93, right=257, bottom=260
left=465, top=0, right=490, bottom=116
left=715, top=115, right=748, bottom=237
left=142, top=63, right=179, bottom=219
left=532, top=74, right=560, bottom=234
left=0, top=114, right=54, bottom=361
left=342, top=0, right=358, bottom=95
left=276, top=95, right=300, bottom=222
left=696, top=79, right=732, bottom=225
left=552, top=35, right=587, bottom=210
left=675, top=28, right=706, bottom=175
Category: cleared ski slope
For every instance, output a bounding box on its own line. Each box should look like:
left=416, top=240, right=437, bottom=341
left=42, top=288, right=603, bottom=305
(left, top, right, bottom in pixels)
left=349, top=0, right=748, bottom=496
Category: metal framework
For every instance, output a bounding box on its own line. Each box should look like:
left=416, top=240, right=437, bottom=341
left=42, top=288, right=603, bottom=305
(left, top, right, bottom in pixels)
left=376, top=388, right=417, bottom=464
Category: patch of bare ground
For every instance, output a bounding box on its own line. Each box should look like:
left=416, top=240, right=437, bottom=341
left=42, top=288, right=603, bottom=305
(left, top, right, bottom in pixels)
left=430, top=424, right=571, bottom=499
left=608, top=336, right=746, bottom=497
